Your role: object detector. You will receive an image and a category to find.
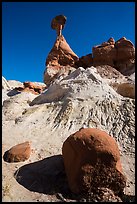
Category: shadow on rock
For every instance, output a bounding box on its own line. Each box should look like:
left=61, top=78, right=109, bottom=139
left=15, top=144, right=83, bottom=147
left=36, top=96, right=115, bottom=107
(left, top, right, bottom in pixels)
left=121, top=194, right=135, bottom=202
left=7, top=89, right=21, bottom=97
left=14, top=154, right=72, bottom=198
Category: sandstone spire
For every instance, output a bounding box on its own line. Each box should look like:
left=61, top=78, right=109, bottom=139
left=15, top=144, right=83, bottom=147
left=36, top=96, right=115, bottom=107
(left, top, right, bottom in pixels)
left=46, top=35, right=79, bottom=67
left=43, top=15, right=79, bottom=85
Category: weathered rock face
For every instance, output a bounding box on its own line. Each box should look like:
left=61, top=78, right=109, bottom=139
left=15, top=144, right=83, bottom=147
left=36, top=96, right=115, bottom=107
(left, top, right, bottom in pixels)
left=44, top=35, right=79, bottom=85
left=2, top=90, right=37, bottom=120
left=114, top=37, right=135, bottom=75
left=116, top=82, right=135, bottom=99
left=43, top=65, right=76, bottom=86
left=46, top=35, right=78, bottom=67
left=92, top=37, right=135, bottom=75
left=62, top=128, right=126, bottom=195
left=3, top=141, right=31, bottom=162
left=94, top=65, right=135, bottom=95
left=95, top=65, right=125, bottom=80
left=75, top=54, right=93, bottom=68
left=92, top=44, right=116, bottom=67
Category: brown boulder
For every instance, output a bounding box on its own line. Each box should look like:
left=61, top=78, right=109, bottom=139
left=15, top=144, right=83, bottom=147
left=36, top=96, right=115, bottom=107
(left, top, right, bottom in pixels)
left=117, top=82, right=135, bottom=99
left=3, top=141, right=31, bottom=162
left=62, top=128, right=126, bottom=195
left=51, top=15, right=66, bottom=30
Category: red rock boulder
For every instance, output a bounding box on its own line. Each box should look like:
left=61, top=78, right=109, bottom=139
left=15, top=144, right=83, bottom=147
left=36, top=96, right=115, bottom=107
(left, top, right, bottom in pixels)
left=62, top=128, right=126, bottom=195
left=3, top=141, right=31, bottom=162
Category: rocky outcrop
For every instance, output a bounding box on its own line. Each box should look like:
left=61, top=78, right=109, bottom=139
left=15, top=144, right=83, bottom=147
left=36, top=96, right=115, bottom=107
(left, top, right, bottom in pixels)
left=3, top=141, right=31, bottom=162
left=75, top=54, right=93, bottom=68
left=92, top=44, right=116, bottom=67
left=44, top=36, right=135, bottom=86
left=44, top=35, right=79, bottom=85
left=114, top=37, right=135, bottom=75
left=15, top=81, right=46, bottom=95
left=44, top=37, right=134, bottom=86
left=62, top=128, right=126, bottom=195
left=92, top=37, right=135, bottom=75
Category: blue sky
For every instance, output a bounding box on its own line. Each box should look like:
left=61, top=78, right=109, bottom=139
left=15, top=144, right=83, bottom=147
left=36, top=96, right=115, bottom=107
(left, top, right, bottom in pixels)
left=2, top=2, right=135, bottom=83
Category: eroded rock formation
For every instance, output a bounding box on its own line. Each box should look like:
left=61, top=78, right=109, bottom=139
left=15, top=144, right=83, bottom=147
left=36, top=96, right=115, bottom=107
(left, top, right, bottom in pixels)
left=15, top=81, right=46, bottom=95
left=51, top=15, right=67, bottom=36
left=44, top=35, right=79, bottom=85
left=44, top=36, right=135, bottom=86
left=43, top=15, right=79, bottom=86
left=92, top=37, right=135, bottom=75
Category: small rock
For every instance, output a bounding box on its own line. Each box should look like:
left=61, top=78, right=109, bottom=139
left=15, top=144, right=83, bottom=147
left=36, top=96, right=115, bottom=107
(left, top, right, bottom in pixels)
left=3, top=141, right=31, bottom=162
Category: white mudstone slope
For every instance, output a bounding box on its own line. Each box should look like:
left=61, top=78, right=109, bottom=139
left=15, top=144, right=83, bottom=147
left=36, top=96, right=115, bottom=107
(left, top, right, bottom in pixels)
left=2, top=66, right=135, bottom=202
